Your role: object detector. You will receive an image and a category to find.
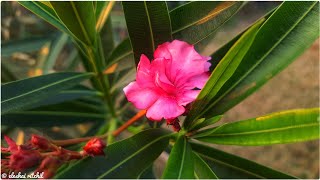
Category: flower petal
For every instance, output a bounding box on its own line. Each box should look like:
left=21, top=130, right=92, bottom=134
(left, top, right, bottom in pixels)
left=178, top=72, right=210, bottom=89
left=154, top=40, right=211, bottom=84
left=136, top=54, right=154, bottom=88
left=146, top=96, right=185, bottom=121
left=176, top=89, right=200, bottom=106
left=123, top=82, right=159, bottom=109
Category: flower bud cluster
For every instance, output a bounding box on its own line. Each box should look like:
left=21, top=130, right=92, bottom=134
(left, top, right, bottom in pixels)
left=1, top=135, right=106, bottom=178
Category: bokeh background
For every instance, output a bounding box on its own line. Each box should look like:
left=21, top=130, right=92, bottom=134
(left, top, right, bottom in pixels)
left=1, top=1, right=319, bottom=178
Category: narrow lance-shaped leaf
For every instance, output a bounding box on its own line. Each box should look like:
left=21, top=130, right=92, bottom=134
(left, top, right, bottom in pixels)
left=50, top=1, right=96, bottom=46
left=162, top=136, right=194, bottom=179
left=184, top=18, right=264, bottom=128
left=106, top=1, right=243, bottom=67
left=1, top=72, right=94, bottom=114
left=190, top=141, right=297, bottom=179
left=122, top=1, right=172, bottom=65
left=203, top=2, right=320, bottom=118
left=18, top=1, right=69, bottom=34
left=55, top=129, right=172, bottom=179
left=193, top=152, right=218, bottom=179
left=170, top=1, right=243, bottom=48
left=194, top=108, right=320, bottom=146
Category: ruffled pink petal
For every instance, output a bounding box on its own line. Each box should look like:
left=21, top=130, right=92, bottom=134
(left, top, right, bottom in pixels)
left=154, top=40, right=211, bottom=84
left=136, top=54, right=154, bottom=88
left=178, top=72, right=210, bottom=89
left=146, top=96, right=185, bottom=121
left=123, top=82, right=159, bottom=109
left=151, top=58, right=177, bottom=94
left=176, top=90, right=200, bottom=106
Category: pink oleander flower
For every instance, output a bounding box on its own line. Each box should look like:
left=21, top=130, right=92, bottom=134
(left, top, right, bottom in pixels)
left=124, top=40, right=211, bottom=122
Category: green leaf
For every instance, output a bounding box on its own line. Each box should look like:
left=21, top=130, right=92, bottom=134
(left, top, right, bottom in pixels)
left=18, top=1, right=69, bottom=33
left=50, top=1, right=96, bottom=45
left=95, top=1, right=115, bottom=32
left=106, top=1, right=243, bottom=67
left=138, top=164, right=156, bottom=179
left=43, top=33, right=69, bottom=74
left=189, top=115, right=223, bottom=132
left=162, top=136, right=194, bottom=179
left=105, top=38, right=133, bottom=67
left=1, top=62, right=17, bottom=83
left=191, top=141, right=297, bottom=179
left=28, top=86, right=102, bottom=109
left=184, top=18, right=264, bottom=128
left=1, top=35, right=53, bottom=57
left=170, top=2, right=243, bottom=47
left=194, top=108, right=320, bottom=145
left=55, top=129, right=171, bottom=178
left=193, top=152, right=218, bottom=179
left=203, top=2, right=320, bottom=117
left=122, top=1, right=172, bottom=65
left=1, top=72, right=94, bottom=114
left=2, top=111, right=103, bottom=127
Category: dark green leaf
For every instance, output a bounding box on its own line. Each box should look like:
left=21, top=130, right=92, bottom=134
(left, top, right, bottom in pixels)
left=105, top=38, right=133, bottom=67
left=191, top=141, right=297, bottom=179
left=43, top=33, right=69, bottom=74
left=138, top=164, right=156, bottom=179
left=185, top=18, right=264, bottom=128
left=170, top=2, right=243, bottom=47
left=194, top=108, right=320, bottom=145
left=1, top=61, right=17, bottom=83
left=50, top=1, right=96, bottom=45
left=204, top=2, right=320, bottom=117
left=55, top=129, right=171, bottom=178
left=162, top=136, right=194, bottom=179
left=193, top=152, right=218, bottom=179
left=18, top=1, right=69, bottom=33
left=122, top=1, right=172, bottom=65
left=1, top=72, right=94, bottom=114
left=1, top=35, right=53, bottom=57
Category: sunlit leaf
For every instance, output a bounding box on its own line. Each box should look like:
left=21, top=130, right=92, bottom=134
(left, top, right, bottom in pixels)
left=193, top=108, right=320, bottom=145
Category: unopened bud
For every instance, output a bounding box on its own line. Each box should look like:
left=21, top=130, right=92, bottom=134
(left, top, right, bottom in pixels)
left=31, top=134, right=52, bottom=150
left=167, top=118, right=181, bottom=132
left=83, top=138, right=106, bottom=156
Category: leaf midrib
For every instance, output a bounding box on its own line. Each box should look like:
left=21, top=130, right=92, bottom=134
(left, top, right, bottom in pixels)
left=177, top=137, right=187, bottom=178
left=97, top=133, right=171, bottom=178
left=2, top=73, right=92, bottom=103
left=206, top=123, right=319, bottom=137
left=143, top=1, right=155, bottom=52
left=204, top=2, right=317, bottom=114
left=69, top=1, right=92, bottom=45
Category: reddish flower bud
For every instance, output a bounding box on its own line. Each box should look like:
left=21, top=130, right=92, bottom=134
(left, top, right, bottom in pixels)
left=167, top=118, right=181, bottom=132
left=2, top=136, right=18, bottom=152
left=31, top=134, right=52, bottom=150
left=9, top=147, right=42, bottom=171
left=83, top=138, right=106, bottom=156
left=35, top=156, right=62, bottom=179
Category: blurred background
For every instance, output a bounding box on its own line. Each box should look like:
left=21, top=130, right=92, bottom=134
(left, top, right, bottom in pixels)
left=1, top=1, right=319, bottom=178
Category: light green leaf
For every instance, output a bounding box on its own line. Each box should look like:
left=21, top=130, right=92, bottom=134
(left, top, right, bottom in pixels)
left=184, top=18, right=265, bottom=128
left=194, top=108, right=320, bottom=145
left=55, top=129, right=171, bottom=178
left=122, top=1, right=172, bottom=65
left=191, top=141, right=297, bottom=178
left=189, top=115, right=223, bottom=132
left=1, top=72, right=94, bottom=114
left=193, top=152, right=218, bottom=179
left=162, top=136, right=194, bottom=179
left=203, top=2, right=320, bottom=117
